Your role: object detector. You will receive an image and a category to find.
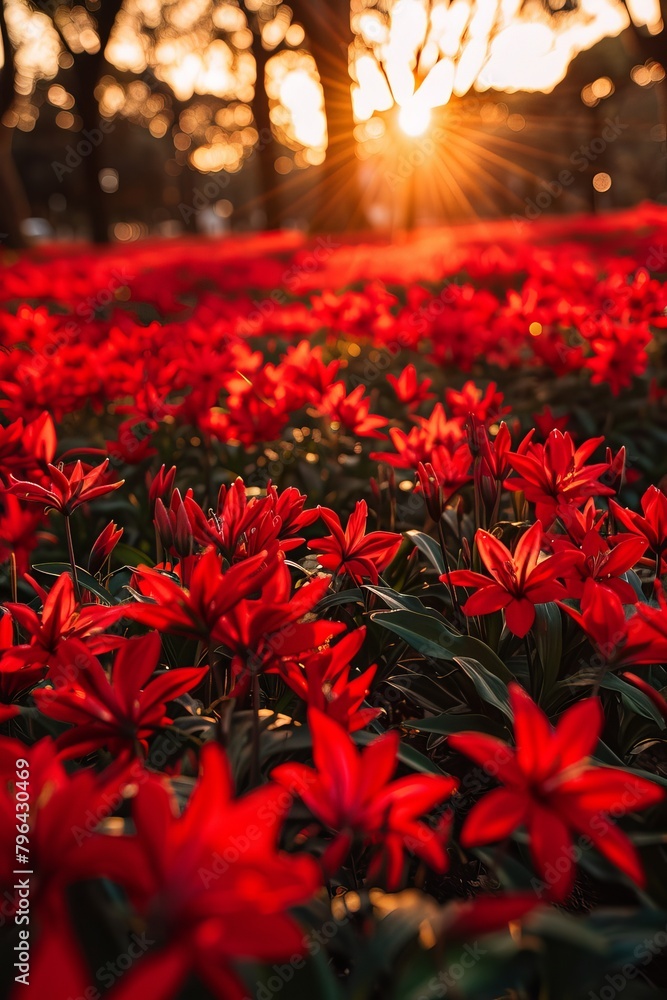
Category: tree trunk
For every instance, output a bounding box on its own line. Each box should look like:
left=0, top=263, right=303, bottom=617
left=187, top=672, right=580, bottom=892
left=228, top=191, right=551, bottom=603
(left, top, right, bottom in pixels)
left=622, top=16, right=667, bottom=192
left=0, top=126, right=30, bottom=247
left=251, top=34, right=283, bottom=230
left=73, top=66, right=108, bottom=243
left=59, top=0, right=123, bottom=242
left=291, top=0, right=360, bottom=231
left=0, top=0, right=28, bottom=247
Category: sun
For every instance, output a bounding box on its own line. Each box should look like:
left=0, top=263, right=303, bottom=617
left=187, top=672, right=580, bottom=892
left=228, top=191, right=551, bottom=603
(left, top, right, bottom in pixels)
left=398, top=103, right=431, bottom=138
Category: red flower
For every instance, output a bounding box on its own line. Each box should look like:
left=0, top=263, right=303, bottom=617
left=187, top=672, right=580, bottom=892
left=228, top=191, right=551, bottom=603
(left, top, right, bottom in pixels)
left=445, top=380, right=509, bottom=425
left=0, top=612, right=46, bottom=722
left=5, top=572, right=125, bottom=669
left=415, top=447, right=472, bottom=518
left=588, top=323, right=651, bottom=395
left=33, top=632, right=208, bottom=758
left=308, top=500, right=402, bottom=583
left=0, top=737, right=137, bottom=924
left=450, top=683, right=663, bottom=901
left=371, top=404, right=465, bottom=469
left=322, top=383, right=388, bottom=439
left=532, top=406, right=569, bottom=439
left=216, top=561, right=346, bottom=682
left=0, top=494, right=55, bottom=576
left=556, top=530, right=647, bottom=603
left=610, top=485, right=667, bottom=576
left=103, top=743, right=319, bottom=1000
left=442, top=521, right=576, bottom=637
left=122, top=546, right=273, bottom=645
left=272, top=708, right=458, bottom=888
left=185, top=477, right=317, bottom=563
left=560, top=579, right=667, bottom=667
left=506, top=430, right=614, bottom=528
left=7, top=459, right=124, bottom=516
left=281, top=627, right=381, bottom=731
left=88, top=520, right=123, bottom=577
left=387, top=364, right=434, bottom=408
left=0, top=411, right=56, bottom=483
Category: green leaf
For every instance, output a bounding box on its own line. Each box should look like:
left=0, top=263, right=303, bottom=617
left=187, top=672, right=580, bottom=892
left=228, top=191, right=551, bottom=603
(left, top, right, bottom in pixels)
left=601, top=673, right=666, bottom=730
left=454, top=656, right=513, bottom=719
left=406, top=530, right=446, bottom=574
left=353, top=728, right=446, bottom=774
left=532, top=603, right=563, bottom=704
left=365, top=585, right=445, bottom=616
left=315, top=588, right=363, bottom=612
left=113, top=543, right=155, bottom=568
left=386, top=671, right=457, bottom=715
left=405, top=713, right=509, bottom=738
left=370, top=607, right=514, bottom=683
left=32, top=563, right=116, bottom=605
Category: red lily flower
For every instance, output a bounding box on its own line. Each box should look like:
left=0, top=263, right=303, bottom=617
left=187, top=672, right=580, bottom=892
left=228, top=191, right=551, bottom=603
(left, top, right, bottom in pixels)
left=185, top=478, right=317, bottom=563
left=100, top=744, right=319, bottom=1000
left=33, top=632, right=208, bottom=758
left=0, top=411, right=56, bottom=484
left=610, top=485, right=667, bottom=576
left=281, top=627, right=381, bottom=731
left=561, top=579, right=667, bottom=667
left=441, top=521, right=576, bottom=637
left=0, top=612, right=46, bottom=722
left=272, top=708, right=458, bottom=888
left=588, top=323, right=651, bottom=395
left=322, top=383, right=388, bottom=439
left=88, top=520, right=123, bottom=577
left=445, top=380, right=509, bottom=425
left=415, top=446, right=473, bottom=518
left=7, top=459, right=124, bottom=516
left=555, top=530, right=647, bottom=603
left=0, top=737, right=137, bottom=924
left=387, top=364, right=434, bottom=408
left=371, top=405, right=466, bottom=469
left=308, top=500, right=402, bottom=583
left=532, top=406, right=569, bottom=438
left=0, top=494, right=55, bottom=577
left=506, top=430, right=614, bottom=528
left=122, top=547, right=273, bottom=645
left=148, top=463, right=178, bottom=512
left=216, top=561, right=346, bottom=682
left=5, top=572, right=125, bottom=670
left=450, top=683, right=663, bottom=901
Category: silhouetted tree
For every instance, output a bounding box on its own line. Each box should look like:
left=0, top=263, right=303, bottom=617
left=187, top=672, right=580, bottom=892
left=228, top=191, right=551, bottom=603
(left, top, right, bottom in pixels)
left=48, top=0, right=124, bottom=241
left=0, top=0, right=29, bottom=247
left=291, top=0, right=359, bottom=230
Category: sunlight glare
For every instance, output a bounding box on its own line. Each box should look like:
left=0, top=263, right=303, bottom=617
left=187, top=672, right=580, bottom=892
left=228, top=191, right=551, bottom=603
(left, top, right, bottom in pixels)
left=398, top=101, right=431, bottom=137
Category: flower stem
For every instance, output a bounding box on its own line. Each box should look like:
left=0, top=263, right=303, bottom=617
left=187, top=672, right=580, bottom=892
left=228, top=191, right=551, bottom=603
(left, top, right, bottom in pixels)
left=9, top=552, right=17, bottom=604
left=65, top=516, right=81, bottom=602
left=251, top=671, right=261, bottom=787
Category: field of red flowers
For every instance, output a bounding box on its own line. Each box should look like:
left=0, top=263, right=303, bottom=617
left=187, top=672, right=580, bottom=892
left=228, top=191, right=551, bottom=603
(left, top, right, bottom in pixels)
left=2, top=204, right=667, bottom=999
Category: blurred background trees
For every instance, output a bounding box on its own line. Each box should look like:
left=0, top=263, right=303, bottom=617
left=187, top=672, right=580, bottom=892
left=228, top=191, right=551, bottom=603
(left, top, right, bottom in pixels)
left=0, top=0, right=665, bottom=245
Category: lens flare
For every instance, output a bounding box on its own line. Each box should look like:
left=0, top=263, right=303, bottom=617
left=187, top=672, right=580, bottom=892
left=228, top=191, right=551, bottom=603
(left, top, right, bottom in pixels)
left=398, top=102, right=431, bottom=137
